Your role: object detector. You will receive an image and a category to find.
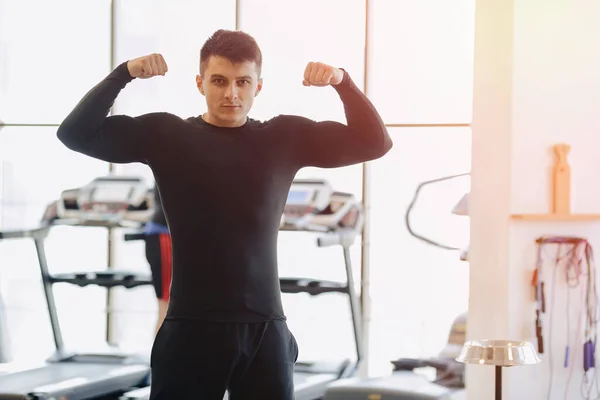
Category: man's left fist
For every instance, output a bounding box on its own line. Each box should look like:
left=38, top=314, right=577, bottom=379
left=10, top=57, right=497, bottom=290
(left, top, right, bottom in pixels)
left=303, top=62, right=343, bottom=87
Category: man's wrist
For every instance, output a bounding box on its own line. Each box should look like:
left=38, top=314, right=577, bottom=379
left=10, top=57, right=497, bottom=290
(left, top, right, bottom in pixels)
left=331, top=68, right=347, bottom=86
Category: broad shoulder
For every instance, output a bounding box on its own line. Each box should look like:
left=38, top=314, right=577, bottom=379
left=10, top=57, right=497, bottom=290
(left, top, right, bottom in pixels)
left=136, top=111, right=187, bottom=127
left=262, top=114, right=316, bottom=130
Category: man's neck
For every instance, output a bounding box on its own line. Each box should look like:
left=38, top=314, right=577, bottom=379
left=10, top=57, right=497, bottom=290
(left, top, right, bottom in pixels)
left=201, top=113, right=247, bottom=128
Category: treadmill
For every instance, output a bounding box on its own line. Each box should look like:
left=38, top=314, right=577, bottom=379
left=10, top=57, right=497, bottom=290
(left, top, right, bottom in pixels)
left=0, top=177, right=158, bottom=398
left=119, top=178, right=365, bottom=400
left=0, top=225, right=150, bottom=399
left=279, top=178, right=364, bottom=399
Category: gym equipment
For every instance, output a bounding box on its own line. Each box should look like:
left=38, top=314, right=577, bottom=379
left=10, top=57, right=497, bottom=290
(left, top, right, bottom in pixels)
left=324, top=172, right=473, bottom=399
left=323, top=314, right=468, bottom=400
left=450, top=193, right=469, bottom=261
left=119, top=178, right=365, bottom=400
left=0, top=225, right=150, bottom=399
left=39, top=175, right=156, bottom=353
left=281, top=179, right=364, bottom=398
left=42, top=175, right=154, bottom=226
left=405, top=172, right=470, bottom=255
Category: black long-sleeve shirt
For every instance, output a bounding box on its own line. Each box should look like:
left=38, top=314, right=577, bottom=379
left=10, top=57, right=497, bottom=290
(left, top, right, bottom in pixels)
left=150, top=182, right=167, bottom=228
left=57, top=62, right=392, bottom=322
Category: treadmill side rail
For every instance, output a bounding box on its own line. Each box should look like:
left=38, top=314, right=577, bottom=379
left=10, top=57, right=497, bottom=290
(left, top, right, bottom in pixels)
left=0, top=363, right=149, bottom=400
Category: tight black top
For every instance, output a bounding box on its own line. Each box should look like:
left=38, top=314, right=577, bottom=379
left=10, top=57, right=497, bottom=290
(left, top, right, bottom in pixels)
left=57, top=62, right=392, bottom=322
left=150, top=182, right=168, bottom=228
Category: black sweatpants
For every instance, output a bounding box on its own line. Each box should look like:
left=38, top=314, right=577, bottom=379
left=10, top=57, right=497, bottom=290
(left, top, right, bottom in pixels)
left=149, top=318, right=299, bottom=399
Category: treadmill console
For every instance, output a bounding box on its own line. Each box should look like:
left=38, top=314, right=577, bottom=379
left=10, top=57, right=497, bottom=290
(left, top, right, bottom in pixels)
left=281, top=179, right=363, bottom=234
left=284, top=179, right=333, bottom=216
left=48, top=176, right=154, bottom=226
left=42, top=175, right=363, bottom=236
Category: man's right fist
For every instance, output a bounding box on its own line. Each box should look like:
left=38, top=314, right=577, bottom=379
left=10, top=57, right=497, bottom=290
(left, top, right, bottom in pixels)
left=127, top=53, right=168, bottom=79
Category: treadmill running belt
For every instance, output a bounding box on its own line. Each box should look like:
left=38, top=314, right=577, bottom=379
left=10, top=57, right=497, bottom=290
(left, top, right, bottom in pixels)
left=120, top=372, right=339, bottom=400
left=294, top=372, right=338, bottom=400
left=0, top=362, right=148, bottom=400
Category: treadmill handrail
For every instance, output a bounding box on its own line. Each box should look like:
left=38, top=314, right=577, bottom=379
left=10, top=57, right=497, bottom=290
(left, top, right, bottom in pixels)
left=279, top=278, right=348, bottom=296
left=0, top=225, right=51, bottom=240
left=50, top=218, right=143, bottom=229
left=48, top=270, right=153, bottom=289
left=124, top=231, right=146, bottom=241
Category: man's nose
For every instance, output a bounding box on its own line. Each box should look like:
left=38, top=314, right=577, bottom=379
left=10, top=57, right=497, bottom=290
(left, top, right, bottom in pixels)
left=225, top=84, right=239, bottom=99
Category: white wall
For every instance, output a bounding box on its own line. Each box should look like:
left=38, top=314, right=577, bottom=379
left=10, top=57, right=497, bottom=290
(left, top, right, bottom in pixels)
left=468, top=0, right=600, bottom=398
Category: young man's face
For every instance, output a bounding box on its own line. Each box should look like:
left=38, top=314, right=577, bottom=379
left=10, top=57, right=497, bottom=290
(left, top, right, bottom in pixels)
left=196, top=56, right=262, bottom=128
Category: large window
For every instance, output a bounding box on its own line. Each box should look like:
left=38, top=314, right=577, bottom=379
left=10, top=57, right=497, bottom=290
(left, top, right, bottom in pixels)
left=368, top=127, right=471, bottom=372
left=111, top=0, right=368, bottom=360
left=0, top=0, right=476, bottom=374
left=0, top=0, right=112, bottom=361
left=366, top=0, right=474, bottom=374
left=0, top=0, right=111, bottom=123
left=368, top=0, right=474, bottom=124
left=112, top=0, right=237, bottom=119
left=0, top=127, right=110, bottom=360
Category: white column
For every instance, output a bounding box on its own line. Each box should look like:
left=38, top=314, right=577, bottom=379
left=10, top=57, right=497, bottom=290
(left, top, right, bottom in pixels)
left=466, top=0, right=513, bottom=397
left=469, top=0, right=600, bottom=399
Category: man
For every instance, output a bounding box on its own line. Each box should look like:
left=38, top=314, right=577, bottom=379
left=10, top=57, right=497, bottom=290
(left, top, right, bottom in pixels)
left=144, top=182, right=171, bottom=335
left=57, top=29, right=392, bottom=399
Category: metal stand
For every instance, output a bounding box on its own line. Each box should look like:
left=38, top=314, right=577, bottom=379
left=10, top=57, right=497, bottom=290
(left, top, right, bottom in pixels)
left=343, top=244, right=363, bottom=363
left=456, top=339, right=540, bottom=400
left=495, top=365, right=502, bottom=400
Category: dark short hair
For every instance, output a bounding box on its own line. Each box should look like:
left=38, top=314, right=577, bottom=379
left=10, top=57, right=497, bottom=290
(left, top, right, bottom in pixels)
left=200, top=29, right=263, bottom=77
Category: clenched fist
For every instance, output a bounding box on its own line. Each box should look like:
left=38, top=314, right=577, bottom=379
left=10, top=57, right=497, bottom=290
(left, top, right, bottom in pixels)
left=127, top=53, right=168, bottom=79
left=302, top=62, right=343, bottom=87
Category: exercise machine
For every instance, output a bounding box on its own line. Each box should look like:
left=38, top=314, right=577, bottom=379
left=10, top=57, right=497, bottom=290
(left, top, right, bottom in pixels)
left=119, top=178, right=365, bottom=400
left=0, top=176, right=160, bottom=397
left=323, top=175, right=471, bottom=400
left=0, top=225, right=150, bottom=399
left=39, top=176, right=155, bottom=364
left=404, top=172, right=470, bottom=258
left=323, top=313, right=467, bottom=400
left=281, top=179, right=364, bottom=398
left=41, top=175, right=154, bottom=226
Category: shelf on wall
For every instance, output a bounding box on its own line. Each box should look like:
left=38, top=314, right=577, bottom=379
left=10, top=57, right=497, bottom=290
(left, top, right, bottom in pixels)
left=511, top=213, right=600, bottom=221
left=509, top=143, right=600, bottom=222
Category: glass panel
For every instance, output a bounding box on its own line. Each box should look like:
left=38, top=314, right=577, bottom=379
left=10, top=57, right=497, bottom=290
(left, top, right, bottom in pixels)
left=283, top=292, right=357, bottom=363
left=236, top=0, right=366, bottom=279
left=0, top=126, right=109, bottom=361
left=110, top=230, right=157, bottom=353
left=0, top=127, right=108, bottom=212
left=110, top=0, right=237, bottom=347
left=368, top=0, right=475, bottom=124
left=0, top=0, right=111, bottom=124
left=0, top=213, right=109, bottom=361
left=113, top=0, right=237, bottom=118
left=229, top=0, right=367, bottom=363
left=368, top=127, right=471, bottom=374
left=238, top=0, right=366, bottom=121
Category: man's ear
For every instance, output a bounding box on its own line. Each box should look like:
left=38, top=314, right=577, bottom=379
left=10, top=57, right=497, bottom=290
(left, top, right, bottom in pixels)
left=196, top=74, right=205, bottom=95
left=255, top=78, right=263, bottom=97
